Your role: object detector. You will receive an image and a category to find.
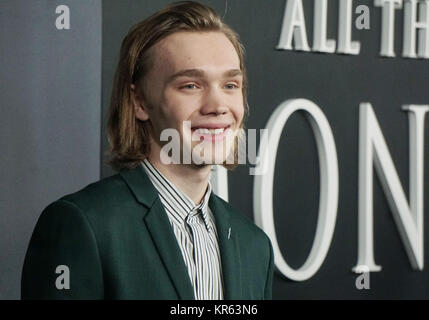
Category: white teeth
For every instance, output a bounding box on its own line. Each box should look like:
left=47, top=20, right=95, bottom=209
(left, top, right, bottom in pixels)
left=194, top=128, right=225, bottom=134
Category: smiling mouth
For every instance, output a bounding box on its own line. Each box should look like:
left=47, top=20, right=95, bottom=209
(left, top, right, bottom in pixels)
left=192, top=126, right=229, bottom=135
left=191, top=125, right=231, bottom=141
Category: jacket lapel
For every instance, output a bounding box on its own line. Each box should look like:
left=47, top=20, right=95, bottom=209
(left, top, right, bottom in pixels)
left=144, top=199, right=195, bottom=300
left=209, top=194, right=243, bottom=299
left=120, top=165, right=195, bottom=300
left=120, top=164, right=243, bottom=300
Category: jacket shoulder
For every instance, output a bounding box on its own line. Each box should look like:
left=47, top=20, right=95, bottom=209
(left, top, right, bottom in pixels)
left=58, top=173, right=132, bottom=213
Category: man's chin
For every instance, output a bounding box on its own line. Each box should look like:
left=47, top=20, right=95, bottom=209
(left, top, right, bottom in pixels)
left=190, top=156, right=227, bottom=166
left=191, top=146, right=235, bottom=165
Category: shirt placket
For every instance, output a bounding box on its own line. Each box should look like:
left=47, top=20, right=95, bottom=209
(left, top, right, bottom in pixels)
left=186, top=208, right=209, bottom=300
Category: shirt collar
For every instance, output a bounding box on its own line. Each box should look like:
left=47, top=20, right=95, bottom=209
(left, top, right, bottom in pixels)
left=141, top=159, right=214, bottom=232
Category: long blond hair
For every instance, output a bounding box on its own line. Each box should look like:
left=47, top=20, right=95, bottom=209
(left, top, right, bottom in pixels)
left=107, top=1, right=248, bottom=170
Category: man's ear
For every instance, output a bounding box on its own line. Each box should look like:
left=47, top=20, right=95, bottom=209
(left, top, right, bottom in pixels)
left=130, top=84, right=150, bottom=121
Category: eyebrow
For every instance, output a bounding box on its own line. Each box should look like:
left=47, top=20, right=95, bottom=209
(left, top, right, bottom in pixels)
left=166, top=68, right=243, bottom=83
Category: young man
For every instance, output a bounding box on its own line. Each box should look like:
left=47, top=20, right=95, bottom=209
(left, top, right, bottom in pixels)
left=22, top=1, right=274, bottom=300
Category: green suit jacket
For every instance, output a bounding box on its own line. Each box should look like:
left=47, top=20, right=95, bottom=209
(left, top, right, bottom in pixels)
left=21, top=165, right=274, bottom=300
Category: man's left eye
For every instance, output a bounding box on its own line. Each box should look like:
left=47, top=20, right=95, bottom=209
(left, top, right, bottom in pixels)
left=225, top=83, right=238, bottom=89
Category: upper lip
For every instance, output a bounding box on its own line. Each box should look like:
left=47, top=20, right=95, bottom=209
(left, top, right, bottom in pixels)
left=191, top=123, right=231, bottom=130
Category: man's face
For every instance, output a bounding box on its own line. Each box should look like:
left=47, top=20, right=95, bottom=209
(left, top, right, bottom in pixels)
left=135, top=31, right=245, bottom=165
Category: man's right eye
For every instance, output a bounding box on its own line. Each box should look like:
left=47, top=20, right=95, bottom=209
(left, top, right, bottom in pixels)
left=180, top=83, right=199, bottom=90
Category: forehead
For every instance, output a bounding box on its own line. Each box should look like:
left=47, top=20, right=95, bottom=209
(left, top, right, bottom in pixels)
left=150, top=31, right=241, bottom=74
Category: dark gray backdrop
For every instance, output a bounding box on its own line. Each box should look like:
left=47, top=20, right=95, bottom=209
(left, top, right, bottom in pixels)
left=0, top=0, right=102, bottom=299
left=1, top=0, right=428, bottom=299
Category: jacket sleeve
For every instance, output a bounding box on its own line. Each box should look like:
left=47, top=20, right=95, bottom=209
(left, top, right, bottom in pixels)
left=21, top=199, right=104, bottom=299
left=264, top=237, right=274, bottom=300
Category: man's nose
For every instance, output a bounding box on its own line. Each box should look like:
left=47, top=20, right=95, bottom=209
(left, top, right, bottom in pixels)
left=200, top=87, right=229, bottom=115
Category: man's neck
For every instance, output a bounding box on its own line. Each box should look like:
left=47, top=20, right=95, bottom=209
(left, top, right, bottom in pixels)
left=147, top=154, right=212, bottom=205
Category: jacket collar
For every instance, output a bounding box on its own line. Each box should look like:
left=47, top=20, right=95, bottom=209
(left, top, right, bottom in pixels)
left=119, top=164, right=243, bottom=300
left=119, top=164, right=159, bottom=208
left=141, top=158, right=214, bottom=232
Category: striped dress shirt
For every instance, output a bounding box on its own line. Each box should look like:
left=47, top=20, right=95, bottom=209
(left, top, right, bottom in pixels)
left=141, top=159, right=224, bottom=300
